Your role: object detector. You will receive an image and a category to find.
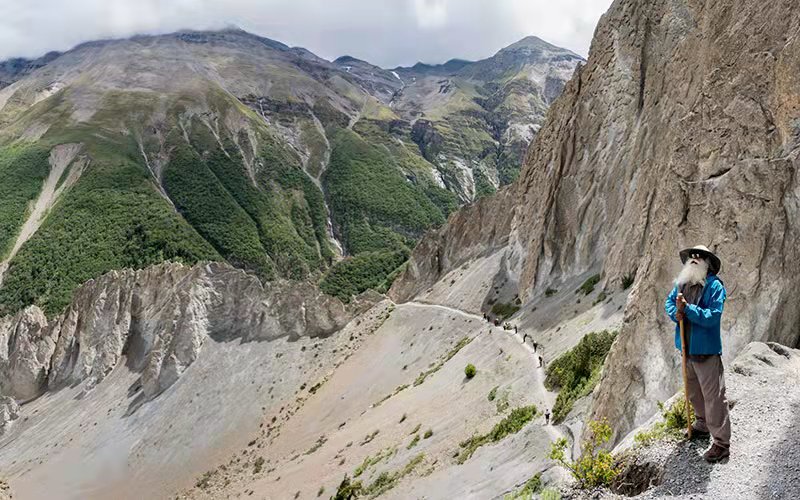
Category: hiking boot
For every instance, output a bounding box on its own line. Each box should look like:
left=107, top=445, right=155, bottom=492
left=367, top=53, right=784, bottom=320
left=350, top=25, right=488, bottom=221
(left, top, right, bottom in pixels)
left=703, top=444, right=730, bottom=463
left=683, top=427, right=710, bottom=441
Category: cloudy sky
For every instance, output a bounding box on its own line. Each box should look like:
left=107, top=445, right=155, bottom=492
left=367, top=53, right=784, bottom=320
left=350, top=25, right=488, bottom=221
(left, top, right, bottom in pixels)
left=1, top=0, right=613, bottom=67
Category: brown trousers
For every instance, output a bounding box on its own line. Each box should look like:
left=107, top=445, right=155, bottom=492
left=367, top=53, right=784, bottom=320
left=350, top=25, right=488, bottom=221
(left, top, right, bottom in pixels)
left=686, top=354, right=731, bottom=448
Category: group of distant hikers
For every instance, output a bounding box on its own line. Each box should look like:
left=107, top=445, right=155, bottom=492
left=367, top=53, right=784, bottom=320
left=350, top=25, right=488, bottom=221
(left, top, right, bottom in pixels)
left=482, top=312, right=550, bottom=425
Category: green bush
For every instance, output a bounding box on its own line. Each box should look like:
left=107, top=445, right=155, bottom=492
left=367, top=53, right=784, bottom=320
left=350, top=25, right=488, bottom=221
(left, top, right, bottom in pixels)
left=457, top=405, right=538, bottom=463
left=549, top=418, right=620, bottom=489
left=320, top=250, right=408, bottom=302
left=473, top=168, right=497, bottom=199
left=464, top=363, right=477, bottom=379
left=353, top=447, right=396, bottom=478
left=592, top=291, right=608, bottom=306
left=488, top=386, right=499, bottom=401
left=491, top=302, right=520, bottom=320
left=331, top=474, right=363, bottom=500
left=578, top=274, right=601, bottom=295
left=545, top=287, right=558, bottom=297
left=407, top=434, right=420, bottom=449
left=503, top=472, right=542, bottom=499
left=545, top=330, right=617, bottom=423
left=361, top=454, right=424, bottom=497
left=634, top=393, right=695, bottom=447
left=423, top=429, right=433, bottom=439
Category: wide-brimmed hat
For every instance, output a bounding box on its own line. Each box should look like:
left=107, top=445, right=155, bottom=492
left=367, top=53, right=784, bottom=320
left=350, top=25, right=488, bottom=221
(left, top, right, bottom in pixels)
left=679, top=245, right=721, bottom=275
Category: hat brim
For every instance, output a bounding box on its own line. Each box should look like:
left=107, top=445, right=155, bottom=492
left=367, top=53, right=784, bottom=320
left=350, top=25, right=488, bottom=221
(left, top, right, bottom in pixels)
left=680, top=248, right=721, bottom=275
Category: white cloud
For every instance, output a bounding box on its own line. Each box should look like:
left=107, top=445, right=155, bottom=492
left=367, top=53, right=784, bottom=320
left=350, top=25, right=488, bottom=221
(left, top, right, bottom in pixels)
left=412, top=0, right=449, bottom=29
left=0, top=0, right=614, bottom=66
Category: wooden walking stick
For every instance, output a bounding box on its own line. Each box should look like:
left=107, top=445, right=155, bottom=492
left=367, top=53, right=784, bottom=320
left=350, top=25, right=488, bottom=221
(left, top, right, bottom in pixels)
left=678, top=298, right=692, bottom=439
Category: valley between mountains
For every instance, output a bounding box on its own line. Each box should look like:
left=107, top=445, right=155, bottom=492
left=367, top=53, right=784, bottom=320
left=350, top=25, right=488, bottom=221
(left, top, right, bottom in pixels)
left=2, top=0, right=800, bottom=498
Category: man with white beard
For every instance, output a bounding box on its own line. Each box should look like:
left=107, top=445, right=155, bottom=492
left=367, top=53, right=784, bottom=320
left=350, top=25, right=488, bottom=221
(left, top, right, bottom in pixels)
left=664, top=245, right=730, bottom=463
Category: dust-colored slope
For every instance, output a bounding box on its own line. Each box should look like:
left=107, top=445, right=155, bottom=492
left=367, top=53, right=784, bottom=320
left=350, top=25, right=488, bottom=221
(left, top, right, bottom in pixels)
left=179, top=251, right=623, bottom=499
left=0, top=290, right=389, bottom=500
left=183, top=301, right=562, bottom=500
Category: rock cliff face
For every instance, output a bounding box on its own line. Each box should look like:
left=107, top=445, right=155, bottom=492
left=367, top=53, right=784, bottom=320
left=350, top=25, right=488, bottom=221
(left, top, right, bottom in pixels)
left=0, top=262, right=368, bottom=403
left=393, top=0, right=800, bottom=442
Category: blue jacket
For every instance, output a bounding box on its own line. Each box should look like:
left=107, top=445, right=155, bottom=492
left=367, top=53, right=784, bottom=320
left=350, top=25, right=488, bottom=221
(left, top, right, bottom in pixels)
left=664, top=275, right=726, bottom=355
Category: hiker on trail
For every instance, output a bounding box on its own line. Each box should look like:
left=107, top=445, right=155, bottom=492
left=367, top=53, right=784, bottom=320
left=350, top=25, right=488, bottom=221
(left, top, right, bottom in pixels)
left=545, top=409, right=551, bottom=425
left=538, top=355, right=543, bottom=367
left=665, top=245, right=730, bottom=463
left=514, top=325, right=518, bottom=334
left=532, top=341, right=538, bottom=352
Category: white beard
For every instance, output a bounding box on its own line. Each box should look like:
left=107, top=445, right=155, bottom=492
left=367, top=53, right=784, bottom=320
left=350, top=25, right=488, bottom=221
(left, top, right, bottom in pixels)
left=675, top=259, right=709, bottom=286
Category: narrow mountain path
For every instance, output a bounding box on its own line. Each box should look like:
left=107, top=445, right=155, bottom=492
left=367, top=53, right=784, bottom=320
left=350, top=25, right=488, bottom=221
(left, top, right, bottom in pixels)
left=404, top=300, right=484, bottom=321
left=404, top=300, right=569, bottom=451
left=510, top=328, right=565, bottom=444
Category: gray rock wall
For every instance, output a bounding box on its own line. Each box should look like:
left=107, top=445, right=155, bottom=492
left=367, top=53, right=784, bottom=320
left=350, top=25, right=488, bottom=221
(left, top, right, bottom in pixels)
left=0, top=262, right=368, bottom=402
left=393, top=0, right=800, bottom=443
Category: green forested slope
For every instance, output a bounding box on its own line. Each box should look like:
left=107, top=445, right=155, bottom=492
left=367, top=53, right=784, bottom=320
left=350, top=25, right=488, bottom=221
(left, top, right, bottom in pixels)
left=0, top=145, right=50, bottom=258
left=0, top=148, right=220, bottom=316
left=0, top=86, right=335, bottom=315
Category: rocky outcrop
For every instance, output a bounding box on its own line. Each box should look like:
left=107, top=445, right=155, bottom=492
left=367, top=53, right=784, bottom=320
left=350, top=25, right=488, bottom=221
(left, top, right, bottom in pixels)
left=394, top=0, right=800, bottom=443
left=0, top=307, right=51, bottom=401
left=0, top=396, right=19, bottom=436
left=0, top=262, right=370, bottom=403
left=608, top=342, right=800, bottom=499
left=389, top=187, right=516, bottom=302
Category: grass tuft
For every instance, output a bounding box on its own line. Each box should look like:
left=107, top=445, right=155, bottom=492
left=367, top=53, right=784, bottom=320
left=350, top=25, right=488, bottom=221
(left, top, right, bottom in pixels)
left=457, top=405, right=538, bottom=463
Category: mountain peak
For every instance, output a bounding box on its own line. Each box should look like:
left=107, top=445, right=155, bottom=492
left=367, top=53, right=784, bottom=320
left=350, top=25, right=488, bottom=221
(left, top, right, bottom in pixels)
left=504, top=35, right=552, bottom=50
left=498, top=35, right=582, bottom=59
left=333, top=55, right=366, bottom=65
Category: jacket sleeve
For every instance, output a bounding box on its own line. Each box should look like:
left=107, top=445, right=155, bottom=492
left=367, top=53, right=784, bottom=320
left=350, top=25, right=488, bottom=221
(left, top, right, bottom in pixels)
left=664, top=286, right=679, bottom=323
left=684, top=280, right=726, bottom=327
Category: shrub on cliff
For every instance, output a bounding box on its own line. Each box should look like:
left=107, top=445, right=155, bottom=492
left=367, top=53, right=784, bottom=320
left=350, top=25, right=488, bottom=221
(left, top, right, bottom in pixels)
left=491, top=302, right=520, bottom=320
left=331, top=474, right=362, bottom=500
left=549, top=418, right=620, bottom=488
left=634, top=393, right=696, bottom=447
left=545, top=330, right=617, bottom=422
left=578, top=274, right=601, bottom=295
